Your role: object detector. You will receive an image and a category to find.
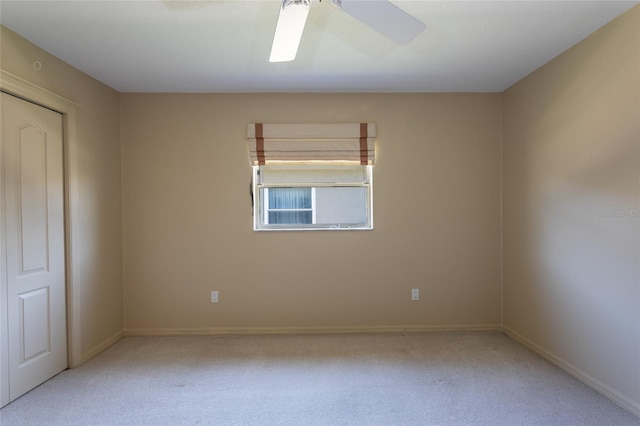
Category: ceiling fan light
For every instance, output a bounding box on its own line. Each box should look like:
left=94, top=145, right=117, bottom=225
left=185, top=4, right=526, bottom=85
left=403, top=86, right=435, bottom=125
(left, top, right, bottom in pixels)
left=269, top=0, right=310, bottom=62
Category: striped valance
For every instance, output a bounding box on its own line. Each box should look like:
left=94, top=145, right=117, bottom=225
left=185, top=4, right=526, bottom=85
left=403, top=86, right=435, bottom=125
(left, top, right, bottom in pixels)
left=247, top=123, right=376, bottom=165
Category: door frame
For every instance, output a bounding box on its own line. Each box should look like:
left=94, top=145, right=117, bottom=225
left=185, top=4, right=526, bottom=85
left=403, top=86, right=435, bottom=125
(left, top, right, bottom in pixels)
left=1, top=69, right=82, bottom=370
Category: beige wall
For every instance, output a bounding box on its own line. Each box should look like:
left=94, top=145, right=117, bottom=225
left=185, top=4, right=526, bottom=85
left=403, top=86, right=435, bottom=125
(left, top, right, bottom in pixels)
left=120, top=93, right=503, bottom=332
left=1, top=26, right=124, bottom=361
left=502, top=6, right=640, bottom=415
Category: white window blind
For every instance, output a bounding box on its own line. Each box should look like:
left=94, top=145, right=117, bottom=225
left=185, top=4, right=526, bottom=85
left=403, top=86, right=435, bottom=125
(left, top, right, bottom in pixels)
left=247, top=123, right=376, bottom=165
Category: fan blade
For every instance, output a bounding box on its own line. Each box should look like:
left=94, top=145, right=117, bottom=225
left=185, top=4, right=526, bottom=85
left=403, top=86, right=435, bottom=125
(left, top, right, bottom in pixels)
left=334, top=0, right=425, bottom=45
left=270, top=0, right=311, bottom=62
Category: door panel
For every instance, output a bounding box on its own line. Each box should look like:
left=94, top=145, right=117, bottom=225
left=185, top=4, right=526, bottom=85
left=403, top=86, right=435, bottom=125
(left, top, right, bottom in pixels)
left=20, top=287, right=50, bottom=362
left=1, top=92, right=67, bottom=404
left=18, top=126, right=49, bottom=274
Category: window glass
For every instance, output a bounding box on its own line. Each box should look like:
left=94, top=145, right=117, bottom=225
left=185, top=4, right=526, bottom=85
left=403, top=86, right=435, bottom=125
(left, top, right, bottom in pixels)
left=265, top=188, right=313, bottom=224
left=253, top=164, right=372, bottom=231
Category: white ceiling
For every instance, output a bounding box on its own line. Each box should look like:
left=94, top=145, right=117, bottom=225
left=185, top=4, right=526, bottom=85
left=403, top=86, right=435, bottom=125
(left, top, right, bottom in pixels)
left=1, top=1, right=637, bottom=93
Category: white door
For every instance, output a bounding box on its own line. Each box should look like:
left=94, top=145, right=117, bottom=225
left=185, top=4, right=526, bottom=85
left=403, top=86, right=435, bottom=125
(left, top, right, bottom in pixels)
left=0, top=92, right=67, bottom=406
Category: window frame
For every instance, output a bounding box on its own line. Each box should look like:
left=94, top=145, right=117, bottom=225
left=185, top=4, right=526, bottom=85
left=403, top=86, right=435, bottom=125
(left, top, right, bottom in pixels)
left=252, top=165, right=373, bottom=231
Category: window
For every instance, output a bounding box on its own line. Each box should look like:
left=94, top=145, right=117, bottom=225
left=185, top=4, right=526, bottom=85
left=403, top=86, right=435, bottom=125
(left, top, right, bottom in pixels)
left=264, top=187, right=314, bottom=225
left=253, top=164, right=373, bottom=230
left=246, top=122, right=376, bottom=231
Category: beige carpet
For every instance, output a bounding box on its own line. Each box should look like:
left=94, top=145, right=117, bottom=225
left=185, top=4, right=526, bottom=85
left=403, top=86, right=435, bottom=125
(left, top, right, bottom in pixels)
left=1, top=332, right=638, bottom=425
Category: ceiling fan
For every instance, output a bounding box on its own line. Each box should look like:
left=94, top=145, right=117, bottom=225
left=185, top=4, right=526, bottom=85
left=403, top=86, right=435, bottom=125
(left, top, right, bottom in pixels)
left=269, top=0, right=426, bottom=62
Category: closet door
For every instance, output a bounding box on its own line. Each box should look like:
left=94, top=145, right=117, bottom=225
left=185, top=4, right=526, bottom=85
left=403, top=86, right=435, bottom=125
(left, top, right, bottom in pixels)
left=1, top=93, right=67, bottom=406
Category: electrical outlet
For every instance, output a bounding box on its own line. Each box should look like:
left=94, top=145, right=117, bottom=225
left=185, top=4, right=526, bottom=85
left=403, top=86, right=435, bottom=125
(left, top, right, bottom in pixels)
left=211, top=291, right=219, bottom=303
left=411, top=288, right=419, bottom=301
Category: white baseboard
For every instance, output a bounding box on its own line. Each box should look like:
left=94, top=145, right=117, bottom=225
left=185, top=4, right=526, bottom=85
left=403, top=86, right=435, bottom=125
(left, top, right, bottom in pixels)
left=79, top=330, right=124, bottom=365
left=503, top=326, right=640, bottom=419
left=123, top=323, right=502, bottom=337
